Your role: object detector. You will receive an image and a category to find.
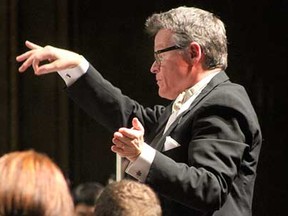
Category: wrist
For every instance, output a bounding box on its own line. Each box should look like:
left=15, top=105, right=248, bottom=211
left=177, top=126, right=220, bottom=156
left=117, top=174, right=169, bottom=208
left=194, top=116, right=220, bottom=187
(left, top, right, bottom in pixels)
left=127, top=150, right=141, bottom=162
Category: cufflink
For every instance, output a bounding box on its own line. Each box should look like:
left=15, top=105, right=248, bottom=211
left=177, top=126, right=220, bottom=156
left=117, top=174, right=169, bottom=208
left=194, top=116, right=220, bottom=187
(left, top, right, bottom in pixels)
left=136, top=171, right=142, bottom=177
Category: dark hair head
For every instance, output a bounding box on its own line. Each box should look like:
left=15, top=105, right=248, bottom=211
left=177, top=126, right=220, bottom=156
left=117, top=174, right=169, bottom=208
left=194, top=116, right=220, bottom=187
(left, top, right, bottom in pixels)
left=72, top=182, right=104, bottom=206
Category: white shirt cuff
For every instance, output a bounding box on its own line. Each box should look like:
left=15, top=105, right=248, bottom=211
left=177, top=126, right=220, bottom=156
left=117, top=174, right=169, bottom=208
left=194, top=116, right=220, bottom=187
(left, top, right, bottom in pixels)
left=57, top=56, right=89, bottom=86
left=125, top=143, right=156, bottom=182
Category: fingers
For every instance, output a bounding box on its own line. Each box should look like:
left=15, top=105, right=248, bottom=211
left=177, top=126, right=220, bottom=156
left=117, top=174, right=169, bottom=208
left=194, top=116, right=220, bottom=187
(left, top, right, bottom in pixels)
left=118, top=128, right=136, bottom=139
left=32, top=59, right=55, bottom=75
left=16, top=41, right=43, bottom=72
left=118, top=127, right=144, bottom=140
left=113, top=132, right=140, bottom=150
left=111, top=138, right=140, bottom=160
left=112, top=134, right=126, bottom=149
left=17, top=55, right=35, bottom=72
left=16, top=42, right=44, bottom=73
left=16, top=41, right=43, bottom=63
left=18, top=51, right=50, bottom=74
left=16, top=49, right=34, bottom=62
left=132, top=117, right=144, bottom=132
left=17, top=46, right=57, bottom=74
left=25, top=40, right=42, bottom=49
left=111, top=118, right=145, bottom=161
left=117, top=118, right=144, bottom=139
left=17, top=41, right=83, bottom=75
left=112, top=133, right=133, bottom=154
left=113, top=131, right=131, bottom=144
left=16, top=49, right=39, bottom=72
left=16, top=41, right=58, bottom=74
left=111, top=145, right=126, bottom=157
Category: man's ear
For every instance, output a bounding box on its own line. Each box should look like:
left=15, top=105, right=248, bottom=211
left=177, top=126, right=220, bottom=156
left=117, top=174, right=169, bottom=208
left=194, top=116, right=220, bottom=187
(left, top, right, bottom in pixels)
left=189, top=42, right=203, bottom=63
left=188, top=42, right=202, bottom=61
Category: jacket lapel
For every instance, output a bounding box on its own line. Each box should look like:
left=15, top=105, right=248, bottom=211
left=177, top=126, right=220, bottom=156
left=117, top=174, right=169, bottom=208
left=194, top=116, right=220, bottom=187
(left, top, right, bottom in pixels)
left=148, top=103, right=173, bottom=150
left=159, top=71, right=230, bottom=144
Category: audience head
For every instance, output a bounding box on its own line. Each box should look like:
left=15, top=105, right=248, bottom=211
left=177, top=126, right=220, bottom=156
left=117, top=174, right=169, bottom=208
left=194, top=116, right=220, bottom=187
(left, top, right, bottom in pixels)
left=94, top=179, right=162, bottom=216
left=72, top=182, right=104, bottom=216
left=0, top=149, right=74, bottom=216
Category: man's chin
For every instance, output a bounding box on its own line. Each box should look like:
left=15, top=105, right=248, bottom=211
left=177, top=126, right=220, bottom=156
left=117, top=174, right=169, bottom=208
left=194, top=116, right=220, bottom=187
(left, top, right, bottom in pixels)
left=158, top=89, right=165, bottom=98
left=158, top=90, right=173, bottom=100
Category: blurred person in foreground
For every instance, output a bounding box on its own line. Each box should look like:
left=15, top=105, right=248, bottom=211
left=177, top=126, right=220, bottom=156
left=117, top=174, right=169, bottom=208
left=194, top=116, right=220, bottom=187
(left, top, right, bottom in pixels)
left=72, top=182, right=104, bottom=216
left=94, top=179, right=162, bottom=216
left=16, top=6, right=262, bottom=216
left=0, top=149, right=74, bottom=216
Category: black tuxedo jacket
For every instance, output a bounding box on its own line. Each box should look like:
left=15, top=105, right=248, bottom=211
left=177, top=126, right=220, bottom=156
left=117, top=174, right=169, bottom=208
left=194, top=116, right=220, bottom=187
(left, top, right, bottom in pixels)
left=66, top=65, right=262, bottom=216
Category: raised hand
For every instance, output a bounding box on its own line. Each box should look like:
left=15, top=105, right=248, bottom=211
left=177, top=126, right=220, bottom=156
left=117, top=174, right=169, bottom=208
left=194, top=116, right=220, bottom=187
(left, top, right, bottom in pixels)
left=112, top=117, right=145, bottom=162
left=16, top=40, right=83, bottom=75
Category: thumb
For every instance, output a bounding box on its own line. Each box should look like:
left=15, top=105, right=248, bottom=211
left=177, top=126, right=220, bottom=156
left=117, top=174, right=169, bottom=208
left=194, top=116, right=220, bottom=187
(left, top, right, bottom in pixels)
left=132, top=117, right=144, bottom=132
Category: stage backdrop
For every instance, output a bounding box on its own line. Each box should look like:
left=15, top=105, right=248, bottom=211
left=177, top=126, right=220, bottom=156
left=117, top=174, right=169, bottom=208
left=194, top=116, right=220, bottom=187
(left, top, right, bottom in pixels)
left=0, top=0, right=287, bottom=215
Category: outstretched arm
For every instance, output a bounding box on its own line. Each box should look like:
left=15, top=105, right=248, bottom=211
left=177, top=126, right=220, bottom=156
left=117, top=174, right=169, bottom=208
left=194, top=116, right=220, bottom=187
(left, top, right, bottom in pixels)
left=16, top=40, right=83, bottom=75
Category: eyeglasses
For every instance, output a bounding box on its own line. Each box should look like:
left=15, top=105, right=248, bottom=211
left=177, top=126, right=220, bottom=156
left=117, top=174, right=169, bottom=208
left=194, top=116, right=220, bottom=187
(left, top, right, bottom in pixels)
left=154, top=45, right=182, bottom=64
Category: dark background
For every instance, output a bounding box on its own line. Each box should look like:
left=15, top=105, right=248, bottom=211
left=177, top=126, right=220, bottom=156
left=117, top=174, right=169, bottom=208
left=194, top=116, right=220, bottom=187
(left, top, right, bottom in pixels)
left=0, top=0, right=287, bottom=215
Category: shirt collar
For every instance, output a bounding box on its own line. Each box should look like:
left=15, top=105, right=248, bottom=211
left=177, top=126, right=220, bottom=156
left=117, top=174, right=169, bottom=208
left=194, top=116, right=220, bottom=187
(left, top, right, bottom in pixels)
left=172, top=71, right=220, bottom=112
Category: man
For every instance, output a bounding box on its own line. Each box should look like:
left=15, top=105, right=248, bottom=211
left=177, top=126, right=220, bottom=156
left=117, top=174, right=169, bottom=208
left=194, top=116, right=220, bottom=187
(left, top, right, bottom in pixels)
left=16, top=6, right=262, bottom=216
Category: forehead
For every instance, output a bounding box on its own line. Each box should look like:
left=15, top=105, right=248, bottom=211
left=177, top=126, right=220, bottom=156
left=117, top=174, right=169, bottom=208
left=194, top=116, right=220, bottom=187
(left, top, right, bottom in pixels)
left=154, top=29, right=174, bottom=48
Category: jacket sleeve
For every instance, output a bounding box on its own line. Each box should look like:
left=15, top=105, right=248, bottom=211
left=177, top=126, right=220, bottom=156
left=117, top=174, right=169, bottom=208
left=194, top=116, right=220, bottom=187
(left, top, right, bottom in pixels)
left=65, top=64, right=166, bottom=133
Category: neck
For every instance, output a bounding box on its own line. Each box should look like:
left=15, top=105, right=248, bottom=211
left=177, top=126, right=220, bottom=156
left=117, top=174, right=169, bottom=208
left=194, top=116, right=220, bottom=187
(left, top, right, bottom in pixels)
left=191, top=67, right=222, bottom=86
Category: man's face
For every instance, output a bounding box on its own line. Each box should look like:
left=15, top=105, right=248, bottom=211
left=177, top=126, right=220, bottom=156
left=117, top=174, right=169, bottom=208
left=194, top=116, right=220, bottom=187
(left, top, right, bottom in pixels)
left=150, top=29, right=192, bottom=100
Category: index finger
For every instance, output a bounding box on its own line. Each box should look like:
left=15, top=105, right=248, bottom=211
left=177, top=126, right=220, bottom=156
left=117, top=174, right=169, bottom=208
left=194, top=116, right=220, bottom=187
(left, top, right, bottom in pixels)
left=25, top=40, right=43, bottom=49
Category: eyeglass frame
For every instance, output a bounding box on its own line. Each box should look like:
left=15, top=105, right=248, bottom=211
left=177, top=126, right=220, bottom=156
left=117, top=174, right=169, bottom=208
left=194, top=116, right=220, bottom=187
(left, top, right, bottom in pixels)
left=154, top=45, right=182, bottom=64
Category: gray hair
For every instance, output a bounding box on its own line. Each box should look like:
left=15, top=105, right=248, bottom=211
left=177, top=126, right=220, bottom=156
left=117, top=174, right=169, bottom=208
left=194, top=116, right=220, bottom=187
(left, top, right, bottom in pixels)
left=145, top=6, right=228, bottom=70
